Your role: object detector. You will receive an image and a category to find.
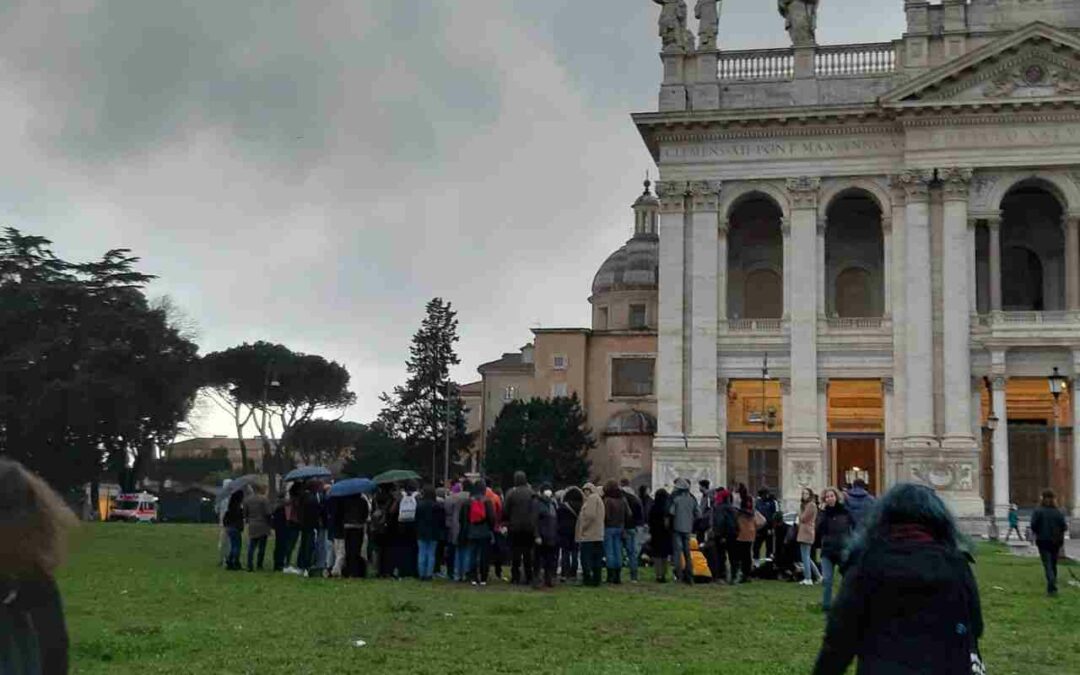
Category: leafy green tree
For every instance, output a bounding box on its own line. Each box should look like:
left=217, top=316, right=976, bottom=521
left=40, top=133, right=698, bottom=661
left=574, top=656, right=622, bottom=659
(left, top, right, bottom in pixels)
left=341, top=422, right=408, bottom=478
left=283, top=418, right=364, bottom=468
left=485, top=395, right=594, bottom=490
left=0, top=228, right=201, bottom=499
left=378, top=298, right=470, bottom=480
left=201, top=342, right=356, bottom=486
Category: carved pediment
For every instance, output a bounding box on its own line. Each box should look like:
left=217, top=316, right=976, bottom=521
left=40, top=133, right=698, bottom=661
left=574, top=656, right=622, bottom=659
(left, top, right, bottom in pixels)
left=881, top=22, right=1080, bottom=106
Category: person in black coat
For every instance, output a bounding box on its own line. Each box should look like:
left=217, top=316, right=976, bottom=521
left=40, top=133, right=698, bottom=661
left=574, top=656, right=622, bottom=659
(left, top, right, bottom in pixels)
left=815, top=487, right=855, bottom=610
left=341, top=494, right=369, bottom=579
left=813, top=483, right=983, bottom=675
left=648, top=489, right=674, bottom=582
left=1030, top=488, right=1069, bottom=596
left=0, top=459, right=77, bottom=675
left=557, top=487, right=583, bottom=582
left=415, top=486, right=442, bottom=581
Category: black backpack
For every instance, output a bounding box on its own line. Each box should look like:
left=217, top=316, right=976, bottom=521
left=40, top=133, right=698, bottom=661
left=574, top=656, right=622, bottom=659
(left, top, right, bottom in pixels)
left=1, top=586, right=43, bottom=675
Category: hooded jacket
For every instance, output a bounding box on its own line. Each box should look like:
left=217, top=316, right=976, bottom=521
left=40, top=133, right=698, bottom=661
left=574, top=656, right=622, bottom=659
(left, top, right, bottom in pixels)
left=575, top=483, right=605, bottom=543
left=602, top=482, right=631, bottom=529
left=813, top=540, right=982, bottom=675
left=504, top=481, right=536, bottom=533
left=844, top=487, right=875, bottom=526
left=532, top=494, right=558, bottom=546
left=668, top=479, right=700, bottom=534
left=446, top=490, right=470, bottom=545
left=557, top=488, right=582, bottom=548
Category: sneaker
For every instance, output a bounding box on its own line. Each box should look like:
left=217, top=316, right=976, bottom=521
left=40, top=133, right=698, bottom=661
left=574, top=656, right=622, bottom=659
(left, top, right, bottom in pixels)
left=471, top=581, right=478, bottom=586
left=480, top=581, right=487, bottom=587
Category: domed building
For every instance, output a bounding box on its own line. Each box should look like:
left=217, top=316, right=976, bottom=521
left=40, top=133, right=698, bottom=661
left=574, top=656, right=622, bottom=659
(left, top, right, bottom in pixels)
left=472, top=182, right=659, bottom=485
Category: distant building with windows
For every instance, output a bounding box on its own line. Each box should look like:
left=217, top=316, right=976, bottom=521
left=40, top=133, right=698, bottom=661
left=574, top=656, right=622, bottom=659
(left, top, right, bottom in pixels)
left=474, top=183, right=659, bottom=484
left=166, top=436, right=271, bottom=472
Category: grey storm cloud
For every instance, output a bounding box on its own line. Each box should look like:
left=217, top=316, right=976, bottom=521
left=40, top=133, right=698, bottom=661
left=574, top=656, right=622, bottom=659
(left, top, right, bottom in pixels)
left=0, top=1, right=905, bottom=433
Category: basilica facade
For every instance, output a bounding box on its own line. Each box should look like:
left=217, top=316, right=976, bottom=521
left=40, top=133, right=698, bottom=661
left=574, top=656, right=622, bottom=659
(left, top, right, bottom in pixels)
left=637, top=0, right=1080, bottom=526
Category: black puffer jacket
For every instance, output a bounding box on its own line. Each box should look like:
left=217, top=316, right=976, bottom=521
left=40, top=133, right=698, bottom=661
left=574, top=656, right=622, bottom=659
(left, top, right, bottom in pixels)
left=813, top=540, right=982, bottom=675
left=816, top=504, right=855, bottom=564
left=0, top=578, right=68, bottom=675
left=556, top=489, right=582, bottom=549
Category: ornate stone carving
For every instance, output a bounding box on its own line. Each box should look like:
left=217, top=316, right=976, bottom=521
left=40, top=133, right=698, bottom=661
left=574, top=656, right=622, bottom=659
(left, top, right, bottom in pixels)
left=791, top=459, right=817, bottom=489
left=653, top=0, right=694, bottom=54
left=777, top=0, right=817, bottom=47
left=909, top=461, right=976, bottom=492
left=689, top=180, right=722, bottom=212
left=654, top=458, right=715, bottom=491
left=939, top=167, right=974, bottom=201
left=655, top=180, right=689, bottom=213
left=695, top=0, right=720, bottom=51
left=786, top=176, right=821, bottom=209
left=990, top=375, right=1007, bottom=391
left=895, top=170, right=934, bottom=200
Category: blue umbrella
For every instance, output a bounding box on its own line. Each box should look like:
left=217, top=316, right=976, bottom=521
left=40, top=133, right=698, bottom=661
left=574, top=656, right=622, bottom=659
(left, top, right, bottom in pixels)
left=283, top=466, right=332, bottom=482
left=329, top=478, right=376, bottom=498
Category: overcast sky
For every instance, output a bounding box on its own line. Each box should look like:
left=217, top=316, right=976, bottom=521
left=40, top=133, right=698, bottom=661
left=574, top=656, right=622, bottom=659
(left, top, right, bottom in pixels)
left=0, top=1, right=905, bottom=436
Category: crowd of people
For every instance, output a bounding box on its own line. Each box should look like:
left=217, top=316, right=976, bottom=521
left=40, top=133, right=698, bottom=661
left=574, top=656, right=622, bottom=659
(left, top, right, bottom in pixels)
left=220, top=470, right=900, bottom=608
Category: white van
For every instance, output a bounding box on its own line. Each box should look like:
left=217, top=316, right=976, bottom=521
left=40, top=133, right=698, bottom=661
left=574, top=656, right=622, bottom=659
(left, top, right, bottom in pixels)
left=109, top=492, right=159, bottom=523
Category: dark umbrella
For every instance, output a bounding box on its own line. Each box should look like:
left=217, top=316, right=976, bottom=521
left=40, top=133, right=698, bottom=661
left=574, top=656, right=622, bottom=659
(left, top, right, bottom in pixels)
left=373, top=469, right=421, bottom=485
left=283, top=466, right=332, bottom=482
left=329, top=478, right=377, bottom=498
left=215, top=474, right=258, bottom=508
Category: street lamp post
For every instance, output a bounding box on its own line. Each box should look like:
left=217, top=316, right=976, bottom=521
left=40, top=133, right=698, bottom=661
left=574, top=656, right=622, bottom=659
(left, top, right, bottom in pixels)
left=761, top=352, right=770, bottom=435
left=1049, top=368, right=1068, bottom=465
left=986, top=410, right=1000, bottom=541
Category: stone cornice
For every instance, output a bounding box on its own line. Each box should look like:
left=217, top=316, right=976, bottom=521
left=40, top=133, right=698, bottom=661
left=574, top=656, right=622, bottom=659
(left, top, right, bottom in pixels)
left=651, top=123, right=899, bottom=144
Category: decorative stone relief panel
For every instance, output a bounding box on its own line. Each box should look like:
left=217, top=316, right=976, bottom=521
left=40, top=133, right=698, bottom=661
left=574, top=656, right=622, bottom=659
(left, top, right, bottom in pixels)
left=909, top=461, right=976, bottom=492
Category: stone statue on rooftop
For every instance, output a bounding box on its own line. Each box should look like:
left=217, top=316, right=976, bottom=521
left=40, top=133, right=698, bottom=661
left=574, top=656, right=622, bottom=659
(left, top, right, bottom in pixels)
left=778, top=0, right=818, bottom=47
left=695, top=0, right=720, bottom=51
left=653, top=0, right=695, bottom=53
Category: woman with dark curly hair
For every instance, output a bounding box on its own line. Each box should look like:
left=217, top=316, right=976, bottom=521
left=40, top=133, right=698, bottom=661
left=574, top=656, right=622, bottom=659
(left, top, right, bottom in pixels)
left=0, top=459, right=78, bottom=675
left=812, top=483, right=984, bottom=675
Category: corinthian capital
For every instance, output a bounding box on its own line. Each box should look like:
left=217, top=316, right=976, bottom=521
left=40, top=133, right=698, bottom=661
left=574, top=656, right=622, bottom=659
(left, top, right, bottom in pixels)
left=939, top=168, right=974, bottom=201
left=689, top=180, right=722, bottom=212
left=894, top=170, right=934, bottom=200
left=786, top=176, right=821, bottom=209
left=655, top=180, right=689, bottom=213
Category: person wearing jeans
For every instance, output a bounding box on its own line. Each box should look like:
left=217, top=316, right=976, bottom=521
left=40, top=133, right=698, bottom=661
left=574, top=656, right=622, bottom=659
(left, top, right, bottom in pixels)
left=575, top=483, right=606, bottom=586
left=797, top=488, right=821, bottom=585
left=816, top=487, right=854, bottom=610
left=668, top=478, right=700, bottom=584
left=601, top=481, right=629, bottom=584
left=222, top=490, right=245, bottom=571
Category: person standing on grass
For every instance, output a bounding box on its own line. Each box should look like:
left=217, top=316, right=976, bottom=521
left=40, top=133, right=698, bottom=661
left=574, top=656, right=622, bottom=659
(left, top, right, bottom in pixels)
left=461, top=481, right=497, bottom=586
left=415, top=486, right=441, bottom=581
left=816, top=487, right=854, bottom=611
left=711, top=488, right=737, bottom=584
left=296, top=482, right=321, bottom=575
left=797, top=487, right=822, bottom=585
left=488, top=484, right=507, bottom=582
left=1030, top=489, right=1068, bottom=597
left=668, top=478, right=700, bottom=584
left=447, top=479, right=473, bottom=581
left=282, top=482, right=304, bottom=573
left=244, top=486, right=272, bottom=572
left=341, top=493, right=369, bottom=579
left=531, top=483, right=559, bottom=588
left=695, top=479, right=714, bottom=556
left=557, top=487, right=583, bottom=582
left=647, top=488, right=673, bottom=582
left=576, top=482, right=606, bottom=587
left=222, top=490, right=245, bottom=571
left=734, top=493, right=758, bottom=583
left=1005, top=503, right=1022, bottom=541
left=812, top=483, right=983, bottom=675
left=843, top=478, right=875, bottom=527
left=393, top=481, right=420, bottom=579
left=0, top=459, right=77, bottom=675
left=504, top=471, right=536, bottom=586
left=754, top=487, right=778, bottom=561
left=271, top=492, right=290, bottom=572
left=602, top=480, right=630, bottom=584
left=620, top=478, right=645, bottom=582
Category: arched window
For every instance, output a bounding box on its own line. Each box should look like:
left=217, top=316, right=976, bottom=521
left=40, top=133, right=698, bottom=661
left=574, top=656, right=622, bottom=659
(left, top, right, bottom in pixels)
left=743, top=268, right=783, bottom=319
left=835, top=267, right=873, bottom=317
left=996, top=184, right=1064, bottom=312
left=1002, top=247, right=1044, bottom=311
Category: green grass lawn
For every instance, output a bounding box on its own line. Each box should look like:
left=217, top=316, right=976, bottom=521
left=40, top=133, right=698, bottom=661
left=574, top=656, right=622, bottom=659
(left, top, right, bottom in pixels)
left=60, top=524, right=1078, bottom=674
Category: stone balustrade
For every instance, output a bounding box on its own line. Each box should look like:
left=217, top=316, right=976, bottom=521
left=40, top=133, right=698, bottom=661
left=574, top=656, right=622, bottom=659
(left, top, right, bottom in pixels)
left=814, top=42, right=896, bottom=77
left=824, top=316, right=889, bottom=331
left=975, top=311, right=1080, bottom=326
left=717, top=48, right=794, bottom=82
left=724, top=318, right=786, bottom=333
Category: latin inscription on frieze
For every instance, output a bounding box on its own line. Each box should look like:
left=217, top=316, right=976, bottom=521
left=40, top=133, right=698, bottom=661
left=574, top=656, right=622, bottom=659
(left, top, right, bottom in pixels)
left=660, top=136, right=903, bottom=163
left=910, top=124, right=1080, bottom=151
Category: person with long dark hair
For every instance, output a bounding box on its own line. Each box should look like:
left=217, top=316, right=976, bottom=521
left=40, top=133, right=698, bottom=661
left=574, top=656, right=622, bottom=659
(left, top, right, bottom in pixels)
left=0, top=459, right=77, bottom=675
left=797, top=487, right=821, bottom=585
left=647, top=489, right=673, bottom=582
left=812, top=483, right=984, bottom=675
left=222, top=490, right=245, bottom=571
left=1030, top=488, right=1068, bottom=596
left=816, top=486, right=854, bottom=610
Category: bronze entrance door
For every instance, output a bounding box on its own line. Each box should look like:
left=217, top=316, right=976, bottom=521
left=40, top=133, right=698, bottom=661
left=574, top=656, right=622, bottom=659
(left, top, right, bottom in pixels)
left=748, top=447, right=779, bottom=495
left=1008, top=424, right=1049, bottom=508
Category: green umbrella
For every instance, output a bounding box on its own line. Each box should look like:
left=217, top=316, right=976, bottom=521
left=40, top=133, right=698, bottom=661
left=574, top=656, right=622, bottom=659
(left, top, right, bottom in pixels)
left=373, top=469, right=421, bottom=485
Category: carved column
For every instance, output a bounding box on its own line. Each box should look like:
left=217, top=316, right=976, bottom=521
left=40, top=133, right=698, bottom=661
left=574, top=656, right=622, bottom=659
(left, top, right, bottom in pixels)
left=1065, top=215, right=1079, bottom=311
left=1072, top=368, right=1080, bottom=524
left=940, top=168, right=976, bottom=450
left=899, top=170, right=937, bottom=448
left=654, top=180, right=689, bottom=445
left=717, top=377, right=730, bottom=488
left=688, top=181, right=721, bottom=452
left=988, top=214, right=1003, bottom=312
left=990, top=373, right=1010, bottom=520
left=718, top=219, right=729, bottom=322
left=882, top=215, right=893, bottom=317
left=782, top=217, right=792, bottom=321
left=817, top=216, right=826, bottom=317
left=888, top=179, right=907, bottom=444
left=883, top=377, right=895, bottom=486
left=967, top=217, right=978, bottom=316
left=783, top=177, right=824, bottom=505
